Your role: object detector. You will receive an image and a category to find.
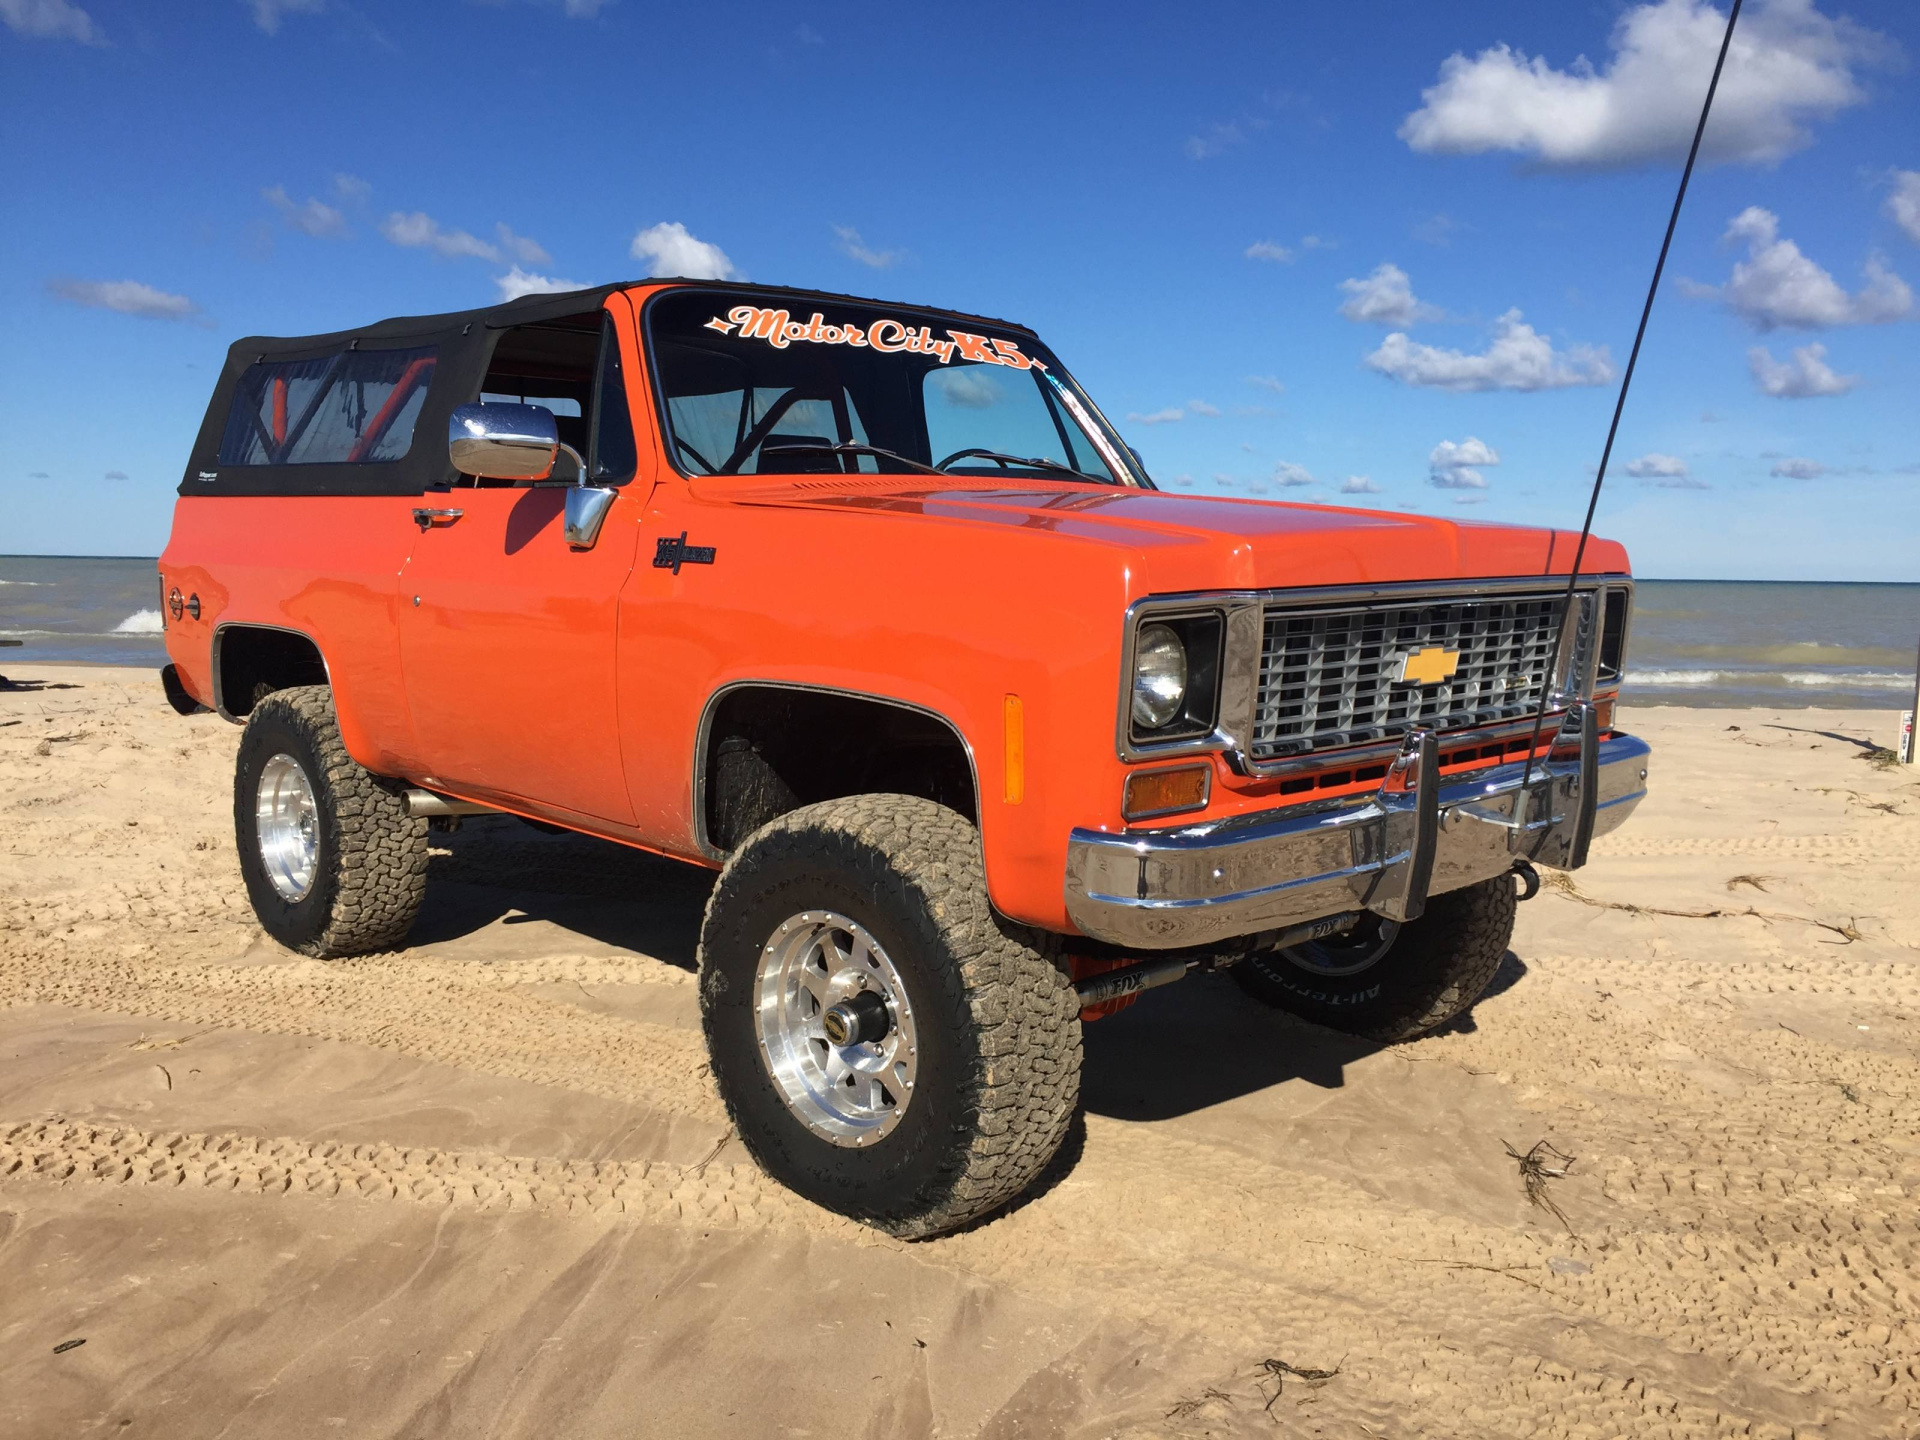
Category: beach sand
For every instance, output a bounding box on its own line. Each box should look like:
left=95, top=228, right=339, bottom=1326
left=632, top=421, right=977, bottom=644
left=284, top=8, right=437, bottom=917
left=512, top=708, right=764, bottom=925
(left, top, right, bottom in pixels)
left=2, top=665, right=1914, bottom=1439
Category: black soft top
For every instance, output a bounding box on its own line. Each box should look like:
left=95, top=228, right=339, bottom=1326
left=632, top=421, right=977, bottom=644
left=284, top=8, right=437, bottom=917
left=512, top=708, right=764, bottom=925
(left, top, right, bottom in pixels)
left=178, top=279, right=1034, bottom=498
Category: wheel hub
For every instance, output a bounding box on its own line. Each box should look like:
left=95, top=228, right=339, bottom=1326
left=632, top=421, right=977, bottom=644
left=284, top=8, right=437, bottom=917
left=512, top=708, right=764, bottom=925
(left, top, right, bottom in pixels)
left=255, top=752, right=319, bottom=902
left=753, top=910, right=918, bottom=1146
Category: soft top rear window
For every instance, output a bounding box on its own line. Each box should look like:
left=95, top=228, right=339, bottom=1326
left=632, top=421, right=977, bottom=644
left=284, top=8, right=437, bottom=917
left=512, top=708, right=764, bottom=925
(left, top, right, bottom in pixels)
left=218, top=345, right=438, bottom=466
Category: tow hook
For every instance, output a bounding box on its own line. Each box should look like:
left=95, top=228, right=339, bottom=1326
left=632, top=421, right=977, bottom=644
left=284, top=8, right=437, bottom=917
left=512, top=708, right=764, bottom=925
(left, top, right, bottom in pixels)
left=1511, top=858, right=1541, bottom=902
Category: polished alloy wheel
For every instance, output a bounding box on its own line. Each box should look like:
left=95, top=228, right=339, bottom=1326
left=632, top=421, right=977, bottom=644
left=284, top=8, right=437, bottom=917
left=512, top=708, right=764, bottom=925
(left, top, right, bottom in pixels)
left=754, top=910, right=919, bottom=1146
left=255, top=751, right=320, bottom=902
left=1280, top=914, right=1402, bottom=977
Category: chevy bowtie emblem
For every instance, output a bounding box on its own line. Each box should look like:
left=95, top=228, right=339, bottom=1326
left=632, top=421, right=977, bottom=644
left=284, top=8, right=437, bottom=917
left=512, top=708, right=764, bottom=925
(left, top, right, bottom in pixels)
left=1395, top=646, right=1461, bottom=687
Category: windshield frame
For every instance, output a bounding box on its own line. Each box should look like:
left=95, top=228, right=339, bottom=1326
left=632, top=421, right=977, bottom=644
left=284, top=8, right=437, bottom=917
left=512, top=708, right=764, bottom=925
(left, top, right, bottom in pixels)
left=637, top=284, right=1154, bottom=488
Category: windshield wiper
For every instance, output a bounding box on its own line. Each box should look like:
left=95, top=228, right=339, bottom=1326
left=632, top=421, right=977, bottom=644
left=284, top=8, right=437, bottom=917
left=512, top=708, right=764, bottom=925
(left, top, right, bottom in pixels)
left=935, top=450, right=1109, bottom=485
left=760, top=441, right=943, bottom=477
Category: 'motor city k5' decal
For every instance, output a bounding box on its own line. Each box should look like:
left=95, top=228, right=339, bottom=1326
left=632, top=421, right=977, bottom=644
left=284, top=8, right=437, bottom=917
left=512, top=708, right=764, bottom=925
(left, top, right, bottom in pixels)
left=704, top=307, right=1046, bottom=371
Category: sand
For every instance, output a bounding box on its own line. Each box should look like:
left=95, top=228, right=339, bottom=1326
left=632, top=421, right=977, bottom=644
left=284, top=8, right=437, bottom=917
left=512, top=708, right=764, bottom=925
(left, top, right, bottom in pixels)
left=1, top=664, right=1914, bottom=1439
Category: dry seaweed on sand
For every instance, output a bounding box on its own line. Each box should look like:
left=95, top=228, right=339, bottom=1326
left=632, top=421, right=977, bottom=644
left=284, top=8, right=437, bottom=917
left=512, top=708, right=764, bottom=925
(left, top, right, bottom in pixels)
left=1257, top=1356, right=1343, bottom=1413
left=1503, top=1139, right=1577, bottom=1230
left=1164, top=1386, right=1236, bottom=1420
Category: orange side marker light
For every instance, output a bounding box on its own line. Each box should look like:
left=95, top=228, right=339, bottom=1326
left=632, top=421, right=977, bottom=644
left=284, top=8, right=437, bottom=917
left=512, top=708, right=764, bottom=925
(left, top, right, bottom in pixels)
left=1003, top=695, right=1024, bottom=804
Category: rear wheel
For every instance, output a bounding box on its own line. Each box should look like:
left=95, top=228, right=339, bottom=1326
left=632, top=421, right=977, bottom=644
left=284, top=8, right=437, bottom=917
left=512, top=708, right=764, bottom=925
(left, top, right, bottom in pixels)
left=233, top=685, right=428, bottom=958
left=1233, top=875, right=1517, bottom=1041
left=698, top=794, right=1081, bottom=1238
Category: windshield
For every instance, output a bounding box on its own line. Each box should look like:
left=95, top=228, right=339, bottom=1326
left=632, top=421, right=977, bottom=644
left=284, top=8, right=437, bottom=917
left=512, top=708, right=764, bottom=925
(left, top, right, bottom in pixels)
left=646, top=290, right=1148, bottom=485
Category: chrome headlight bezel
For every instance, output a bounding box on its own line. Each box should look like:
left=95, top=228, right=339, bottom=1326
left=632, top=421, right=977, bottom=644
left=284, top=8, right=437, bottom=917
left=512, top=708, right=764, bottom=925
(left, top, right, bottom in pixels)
left=1121, top=606, right=1227, bottom=752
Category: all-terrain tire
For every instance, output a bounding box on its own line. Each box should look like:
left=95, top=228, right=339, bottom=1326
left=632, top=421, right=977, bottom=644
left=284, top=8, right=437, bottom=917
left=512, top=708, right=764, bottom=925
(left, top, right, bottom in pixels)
left=233, top=685, right=428, bottom=958
left=698, top=794, right=1081, bottom=1238
left=1233, top=875, right=1517, bottom=1042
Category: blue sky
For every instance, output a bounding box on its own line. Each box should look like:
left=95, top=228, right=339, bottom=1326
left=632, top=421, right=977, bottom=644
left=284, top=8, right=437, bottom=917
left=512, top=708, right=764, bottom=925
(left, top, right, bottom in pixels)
left=2, top=0, right=1915, bottom=580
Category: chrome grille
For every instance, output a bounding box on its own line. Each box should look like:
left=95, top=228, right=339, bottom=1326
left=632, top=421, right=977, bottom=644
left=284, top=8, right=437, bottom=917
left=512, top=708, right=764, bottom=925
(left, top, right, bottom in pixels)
left=1250, top=590, right=1588, bottom=760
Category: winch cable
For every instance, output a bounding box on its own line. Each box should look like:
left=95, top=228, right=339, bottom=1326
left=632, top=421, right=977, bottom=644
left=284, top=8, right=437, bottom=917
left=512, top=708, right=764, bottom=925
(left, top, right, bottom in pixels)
left=1518, top=0, right=1744, bottom=798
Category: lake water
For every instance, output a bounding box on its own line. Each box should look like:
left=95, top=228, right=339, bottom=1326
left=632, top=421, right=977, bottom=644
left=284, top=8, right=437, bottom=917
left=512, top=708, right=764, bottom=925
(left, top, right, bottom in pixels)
left=3, top=556, right=1916, bottom=709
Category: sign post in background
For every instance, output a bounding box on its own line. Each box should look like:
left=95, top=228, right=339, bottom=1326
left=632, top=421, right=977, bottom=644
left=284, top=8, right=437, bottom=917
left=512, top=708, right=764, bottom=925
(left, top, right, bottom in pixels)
left=1902, top=634, right=1919, bottom=765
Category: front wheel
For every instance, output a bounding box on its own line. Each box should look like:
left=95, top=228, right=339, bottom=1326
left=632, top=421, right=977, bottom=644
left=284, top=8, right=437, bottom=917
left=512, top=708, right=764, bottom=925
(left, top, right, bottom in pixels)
left=233, top=685, right=428, bottom=958
left=1233, top=874, right=1517, bottom=1041
left=698, top=795, right=1081, bottom=1238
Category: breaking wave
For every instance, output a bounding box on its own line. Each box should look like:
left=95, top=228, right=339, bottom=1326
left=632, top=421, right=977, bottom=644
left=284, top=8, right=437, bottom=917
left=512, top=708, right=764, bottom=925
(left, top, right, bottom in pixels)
left=1629, top=668, right=1911, bottom=692
left=112, top=609, right=165, bottom=635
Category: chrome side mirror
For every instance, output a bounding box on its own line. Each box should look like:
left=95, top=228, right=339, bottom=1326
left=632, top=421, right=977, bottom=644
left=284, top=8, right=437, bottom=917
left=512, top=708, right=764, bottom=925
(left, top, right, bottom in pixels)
left=448, top=401, right=558, bottom=481
left=564, top=485, right=616, bottom=549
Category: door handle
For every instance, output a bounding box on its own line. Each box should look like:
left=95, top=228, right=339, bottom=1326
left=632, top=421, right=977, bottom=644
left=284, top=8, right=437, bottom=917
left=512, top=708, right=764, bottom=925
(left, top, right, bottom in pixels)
left=412, top=508, right=464, bottom=529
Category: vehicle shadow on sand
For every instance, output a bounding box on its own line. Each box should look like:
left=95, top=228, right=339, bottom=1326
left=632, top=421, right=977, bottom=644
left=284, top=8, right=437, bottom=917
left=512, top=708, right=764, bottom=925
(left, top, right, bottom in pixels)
left=409, top=816, right=1532, bottom=1124
left=408, top=816, right=714, bottom=966
left=1078, top=952, right=1526, bottom=1122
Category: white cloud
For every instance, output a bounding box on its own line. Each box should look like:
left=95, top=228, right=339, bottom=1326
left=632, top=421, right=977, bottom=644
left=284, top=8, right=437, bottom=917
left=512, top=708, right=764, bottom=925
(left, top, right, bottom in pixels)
left=2, top=0, right=102, bottom=42
left=1186, top=399, right=1221, bottom=417
left=381, top=211, right=500, bottom=261
left=245, top=0, right=323, bottom=35
left=1714, top=207, right=1911, bottom=329
left=103, top=469, right=128, bottom=480
left=1890, top=170, right=1920, bottom=245
left=631, top=221, right=739, bottom=280
left=832, top=225, right=904, bottom=270
left=1367, top=310, right=1613, bottom=392
left=1430, top=437, right=1500, bottom=489
left=48, top=277, right=201, bottom=322
left=1185, top=122, right=1248, bottom=160
left=562, top=0, right=610, bottom=14
left=1244, top=374, right=1285, bottom=394
left=1299, top=234, right=1333, bottom=251
left=1747, top=341, right=1857, bottom=397
left=1127, top=408, right=1185, bottom=426
left=1430, top=437, right=1500, bottom=470
left=1769, top=456, right=1826, bottom=478
left=262, top=185, right=346, bottom=237
left=1399, top=0, right=1886, bottom=169
left=1340, top=476, right=1382, bottom=494
left=1453, top=495, right=1488, bottom=506
left=332, top=172, right=371, bottom=204
left=494, top=224, right=551, bottom=268
left=1245, top=241, right=1293, bottom=263
left=1624, top=452, right=1689, bottom=477
left=495, top=267, right=584, bottom=302
left=1338, top=263, right=1442, bottom=325
left=1273, top=462, right=1315, bottom=487
left=1651, top=473, right=1712, bottom=489
left=1413, top=213, right=1460, bottom=246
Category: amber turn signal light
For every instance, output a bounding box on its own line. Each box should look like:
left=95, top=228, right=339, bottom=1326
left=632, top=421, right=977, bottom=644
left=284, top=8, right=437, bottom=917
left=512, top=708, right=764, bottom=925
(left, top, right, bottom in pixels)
left=1122, top=764, right=1211, bottom=821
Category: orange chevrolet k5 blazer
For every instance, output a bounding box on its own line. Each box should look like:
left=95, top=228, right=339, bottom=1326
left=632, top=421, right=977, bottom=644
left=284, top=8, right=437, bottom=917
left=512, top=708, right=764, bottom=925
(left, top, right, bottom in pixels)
left=159, top=279, right=1650, bottom=1235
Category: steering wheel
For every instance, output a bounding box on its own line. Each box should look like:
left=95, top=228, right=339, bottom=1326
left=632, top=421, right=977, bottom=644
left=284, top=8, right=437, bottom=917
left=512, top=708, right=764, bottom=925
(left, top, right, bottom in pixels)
left=935, top=447, right=1016, bottom=472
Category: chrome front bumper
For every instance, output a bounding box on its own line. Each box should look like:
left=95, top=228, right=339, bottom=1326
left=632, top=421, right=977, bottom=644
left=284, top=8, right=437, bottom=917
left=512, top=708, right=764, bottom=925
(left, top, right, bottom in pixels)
left=1065, top=705, right=1650, bottom=950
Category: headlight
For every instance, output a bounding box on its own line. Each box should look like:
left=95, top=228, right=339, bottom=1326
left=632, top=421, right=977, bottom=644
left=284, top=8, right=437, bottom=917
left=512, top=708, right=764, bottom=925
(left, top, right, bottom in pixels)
left=1131, top=622, right=1188, bottom=729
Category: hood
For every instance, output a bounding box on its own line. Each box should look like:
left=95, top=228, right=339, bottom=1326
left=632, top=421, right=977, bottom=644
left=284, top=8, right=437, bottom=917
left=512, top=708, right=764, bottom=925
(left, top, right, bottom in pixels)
left=696, top=475, right=1630, bottom=591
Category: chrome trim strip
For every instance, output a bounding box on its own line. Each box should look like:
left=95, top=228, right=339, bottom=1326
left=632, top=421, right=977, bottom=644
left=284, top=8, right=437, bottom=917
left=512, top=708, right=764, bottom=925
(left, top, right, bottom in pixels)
left=1065, top=727, right=1650, bottom=950
left=690, top=680, right=981, bottom=862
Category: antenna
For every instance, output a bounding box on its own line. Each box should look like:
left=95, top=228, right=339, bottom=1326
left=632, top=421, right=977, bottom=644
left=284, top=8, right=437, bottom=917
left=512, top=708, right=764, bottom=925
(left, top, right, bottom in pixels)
left=1518, top=0, right=1745, bottom=796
